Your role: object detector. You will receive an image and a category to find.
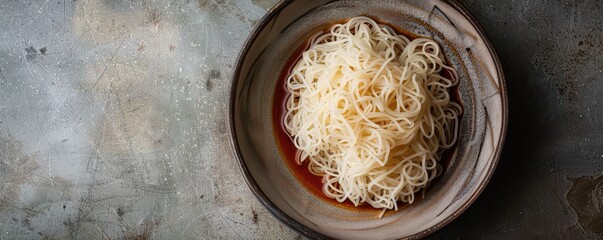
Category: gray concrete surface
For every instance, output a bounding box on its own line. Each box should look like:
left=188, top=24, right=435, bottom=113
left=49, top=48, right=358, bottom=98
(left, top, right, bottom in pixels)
left=0, top=0, right=296, bottom=239
left=434, top=0, right=603, bottom=239
left=0, top=0, right=601, bottom=239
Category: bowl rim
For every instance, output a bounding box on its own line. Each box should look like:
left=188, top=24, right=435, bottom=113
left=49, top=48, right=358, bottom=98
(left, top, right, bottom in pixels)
left=228, top=0, right=508, bottom=238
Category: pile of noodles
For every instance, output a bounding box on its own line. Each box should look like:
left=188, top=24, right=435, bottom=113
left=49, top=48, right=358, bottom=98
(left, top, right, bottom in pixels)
left=284, top=16, right=461, bottom=210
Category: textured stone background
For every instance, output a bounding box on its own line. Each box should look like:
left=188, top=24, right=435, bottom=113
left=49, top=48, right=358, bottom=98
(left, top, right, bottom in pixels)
left=435, top=0, right=603, bottom=239
left=0, top=0, right=601, bottom=239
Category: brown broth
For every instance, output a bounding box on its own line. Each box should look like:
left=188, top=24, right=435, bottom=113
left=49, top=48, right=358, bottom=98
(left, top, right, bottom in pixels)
left=272, top=19, right=462, bottom=212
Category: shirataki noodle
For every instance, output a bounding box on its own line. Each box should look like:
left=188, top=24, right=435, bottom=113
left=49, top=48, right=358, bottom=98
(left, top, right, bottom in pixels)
left=283, top=16, right=461, bottom=210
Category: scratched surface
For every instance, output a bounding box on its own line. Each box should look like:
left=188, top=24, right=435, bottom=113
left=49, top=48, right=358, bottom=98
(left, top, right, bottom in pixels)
left=0, top=0, right=296, bottom=239
left=0, top=0, right=601, bottom=239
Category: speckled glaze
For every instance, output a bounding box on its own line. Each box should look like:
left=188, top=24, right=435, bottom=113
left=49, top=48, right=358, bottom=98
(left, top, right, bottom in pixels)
left=229, top=0, right=508, bottom=239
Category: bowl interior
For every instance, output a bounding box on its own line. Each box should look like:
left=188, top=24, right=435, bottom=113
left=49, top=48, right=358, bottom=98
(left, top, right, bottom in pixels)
left=230, top=0, right=506, bottom=239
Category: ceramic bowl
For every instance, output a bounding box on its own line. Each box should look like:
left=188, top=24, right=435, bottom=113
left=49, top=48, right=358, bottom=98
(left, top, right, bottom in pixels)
left=229, top=0, right=507, bottom=238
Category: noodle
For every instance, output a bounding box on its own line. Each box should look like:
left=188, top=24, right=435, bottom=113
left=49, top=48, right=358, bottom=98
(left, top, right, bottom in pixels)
left=284, top=16, right=461, bottom=210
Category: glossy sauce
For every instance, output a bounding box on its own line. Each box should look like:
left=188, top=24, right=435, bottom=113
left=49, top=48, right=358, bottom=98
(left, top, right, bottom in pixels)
left=272, top=19, right=462, bottom=212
